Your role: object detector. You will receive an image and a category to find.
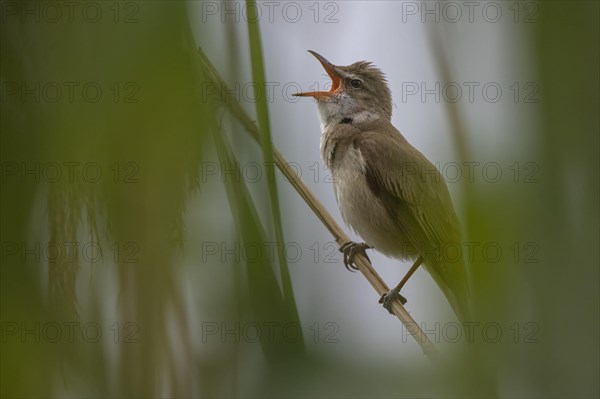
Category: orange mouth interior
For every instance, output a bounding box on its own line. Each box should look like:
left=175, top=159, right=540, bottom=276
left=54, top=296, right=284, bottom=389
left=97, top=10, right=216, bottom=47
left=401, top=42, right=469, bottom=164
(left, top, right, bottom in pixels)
left=322, top=61, right=341, bottom=93
left=294, top=59, right=341, bottom=98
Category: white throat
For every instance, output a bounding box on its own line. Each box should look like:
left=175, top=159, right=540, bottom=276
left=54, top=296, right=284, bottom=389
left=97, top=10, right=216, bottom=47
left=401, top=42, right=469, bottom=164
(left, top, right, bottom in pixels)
left=316, top=101, right=381, bottom=131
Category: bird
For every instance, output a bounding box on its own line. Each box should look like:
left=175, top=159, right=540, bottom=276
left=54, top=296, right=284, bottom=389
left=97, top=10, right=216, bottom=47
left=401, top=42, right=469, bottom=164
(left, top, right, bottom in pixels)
left=294, top=50, right=472, bottom=322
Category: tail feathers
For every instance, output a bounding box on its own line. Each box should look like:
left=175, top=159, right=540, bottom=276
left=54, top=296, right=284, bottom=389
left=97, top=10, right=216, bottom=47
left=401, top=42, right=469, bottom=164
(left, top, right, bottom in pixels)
left=446, top=284, right=473, bottom=323
left=424, top=260, right=473, bottom=323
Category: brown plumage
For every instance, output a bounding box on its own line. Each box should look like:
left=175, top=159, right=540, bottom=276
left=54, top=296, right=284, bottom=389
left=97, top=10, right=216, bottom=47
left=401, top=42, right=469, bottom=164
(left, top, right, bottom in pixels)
left=295, top=51, right=472, bottom=321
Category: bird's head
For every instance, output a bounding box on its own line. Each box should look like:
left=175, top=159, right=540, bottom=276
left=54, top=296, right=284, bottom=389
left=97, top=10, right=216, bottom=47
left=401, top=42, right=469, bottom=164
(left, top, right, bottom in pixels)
left=294, top=50, right=392, bottom=127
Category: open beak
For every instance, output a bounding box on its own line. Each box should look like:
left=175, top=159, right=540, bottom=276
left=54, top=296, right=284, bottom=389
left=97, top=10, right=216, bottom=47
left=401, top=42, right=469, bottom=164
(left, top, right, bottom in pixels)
left=293, top=50, right=342, bottom=99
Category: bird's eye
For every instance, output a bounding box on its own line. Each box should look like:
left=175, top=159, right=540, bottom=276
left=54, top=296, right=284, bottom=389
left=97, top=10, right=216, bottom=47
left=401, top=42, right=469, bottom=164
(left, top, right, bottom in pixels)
left=350, top=79, right=363, bottom=89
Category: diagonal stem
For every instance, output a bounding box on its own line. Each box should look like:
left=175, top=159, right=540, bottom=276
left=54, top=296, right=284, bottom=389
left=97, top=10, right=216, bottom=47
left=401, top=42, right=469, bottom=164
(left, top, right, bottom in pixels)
left=197, top=46, right=440, bottom=362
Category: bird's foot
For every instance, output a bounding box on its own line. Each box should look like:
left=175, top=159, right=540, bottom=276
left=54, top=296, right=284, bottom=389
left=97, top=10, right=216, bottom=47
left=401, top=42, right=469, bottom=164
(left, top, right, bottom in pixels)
left=339, top=241, right=372, bottom=271
left=378, top=288, right=408, bottom=314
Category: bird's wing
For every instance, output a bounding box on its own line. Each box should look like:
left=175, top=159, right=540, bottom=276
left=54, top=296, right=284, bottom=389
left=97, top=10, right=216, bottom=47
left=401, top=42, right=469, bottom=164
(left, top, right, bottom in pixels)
left=355, top=130, right=472, bottom=321
left=355, top=131, right=461, bottom=250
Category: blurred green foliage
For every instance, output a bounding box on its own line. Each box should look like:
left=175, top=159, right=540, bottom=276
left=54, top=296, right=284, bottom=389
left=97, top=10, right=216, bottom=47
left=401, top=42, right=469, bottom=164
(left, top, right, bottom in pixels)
left=1, top=1, right=598, bottom=397
left=1, top=2, right=214, bottom=396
